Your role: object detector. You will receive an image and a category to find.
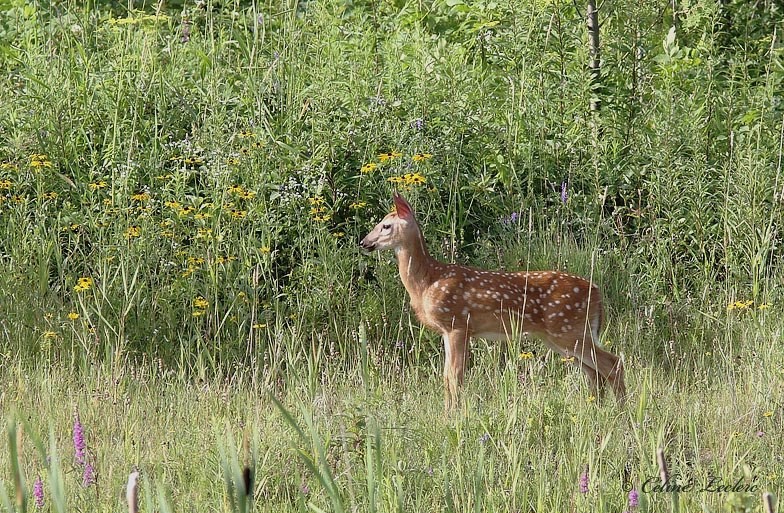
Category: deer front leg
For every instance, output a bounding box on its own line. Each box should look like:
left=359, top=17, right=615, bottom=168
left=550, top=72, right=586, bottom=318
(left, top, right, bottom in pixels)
left=442, top=330, right=469, bottom=411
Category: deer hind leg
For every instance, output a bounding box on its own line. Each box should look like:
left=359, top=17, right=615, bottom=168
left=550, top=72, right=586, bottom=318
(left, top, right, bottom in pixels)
left=549, top=335, right=626, bottom=403
left=442, top=330, right=469, bottom=411
left=579, top=343, right=625, bottom=403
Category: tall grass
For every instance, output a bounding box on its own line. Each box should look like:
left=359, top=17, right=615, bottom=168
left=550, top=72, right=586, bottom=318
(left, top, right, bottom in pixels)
left=0, top=0, right=782, bottom=511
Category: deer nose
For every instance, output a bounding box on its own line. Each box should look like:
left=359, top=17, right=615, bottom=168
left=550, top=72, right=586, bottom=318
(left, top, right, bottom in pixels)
left=359, top=237, right=375, bottom=251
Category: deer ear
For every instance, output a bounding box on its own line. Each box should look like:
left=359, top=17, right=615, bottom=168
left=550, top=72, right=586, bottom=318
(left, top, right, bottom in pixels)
left=393, top=193, right=414, bottom=219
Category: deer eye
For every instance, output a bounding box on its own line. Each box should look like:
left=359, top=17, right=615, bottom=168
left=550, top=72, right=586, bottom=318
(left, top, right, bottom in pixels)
left=382, top=223, right=391, bottom=230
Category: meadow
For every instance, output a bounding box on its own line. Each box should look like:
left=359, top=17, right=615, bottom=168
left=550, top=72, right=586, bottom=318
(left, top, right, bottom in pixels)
left=0, top=0, right=782, bottom=511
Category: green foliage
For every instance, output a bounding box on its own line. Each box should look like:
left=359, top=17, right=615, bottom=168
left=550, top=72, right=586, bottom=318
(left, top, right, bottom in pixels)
left=0, top=0, right=782, bottom=510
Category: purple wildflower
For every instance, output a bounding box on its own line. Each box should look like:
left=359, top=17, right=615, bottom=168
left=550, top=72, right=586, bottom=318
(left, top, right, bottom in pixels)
left=82, top=463, right=95, bottom=487
left=73, top=414, right=85, bottom=465
left=411, top=118, right=424, bottom=131
left=757, top=430, right=765, bottom=437
left=578, top=467, right=589, bottom=494
left=478, top=433, right=490, bottom=444
left=561, top=181, right=568, bottom=203
left=426, top=466, right=434, bottom=477
left=33, top=475, right=44, bottom=508
left=300, top=482, right=310, bottom=495
left=628, top=488, right=639, bottom=507
left=502, top=212, right=520, bottom=226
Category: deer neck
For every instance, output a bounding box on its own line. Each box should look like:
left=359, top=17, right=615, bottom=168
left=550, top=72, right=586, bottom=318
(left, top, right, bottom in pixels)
left=394, top=227, right=440, bottom=301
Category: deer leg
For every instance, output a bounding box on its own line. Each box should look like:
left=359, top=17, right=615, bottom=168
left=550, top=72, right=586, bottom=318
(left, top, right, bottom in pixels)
left=442, top=330, right=469, bottom=411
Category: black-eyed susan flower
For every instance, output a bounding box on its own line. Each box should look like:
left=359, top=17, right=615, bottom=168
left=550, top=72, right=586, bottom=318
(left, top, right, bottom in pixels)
left=74, top=277, right=93, bottom=292
left=0, top=179, right=13, bottom=190
left=378, top=151, right=402, bottom=163
left=404, top=172, right=426, bottom=185
left=41, top=191, right=58, bottom=200
left=349, top=201, right=367, bottom=209
left=412, top=153, right=433, bottom=162
left=124, top=226, right=141, bottom=239
left=67, top=312, right=80, bottom=321
left=259, top=246, right=271, bottom=254
left=727, top=300, right=754, bottom=311
left=230, top=209, right=247, bottom=219
left=88, top=180, right=108, bottom=190
left=361, top=163, right=377, bottom=174
left=519, top=351, right=534, bottom=359
left=131, top=192, right=150, bottom=202
left=308, top=196, right=325, bottom=206
left=29, top=153, right=53, bottom=169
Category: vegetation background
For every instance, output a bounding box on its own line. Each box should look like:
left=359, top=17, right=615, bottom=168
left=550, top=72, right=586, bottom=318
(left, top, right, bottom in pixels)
left=0, top=0, right=781, bottom=511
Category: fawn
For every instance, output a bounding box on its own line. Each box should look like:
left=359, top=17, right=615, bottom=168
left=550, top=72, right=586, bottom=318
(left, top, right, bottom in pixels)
left=360, top=193, right=626, bottom=410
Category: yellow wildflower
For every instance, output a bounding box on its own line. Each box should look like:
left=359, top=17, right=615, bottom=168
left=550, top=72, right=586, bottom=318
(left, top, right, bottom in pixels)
left=67, top=312, right=80, bottom=320
left=29, top=153, right=53, bottom=169
left=88, top=180, right=108, bottom=190
left=412, top=153, right=433, bottom=162
left=350, top=201, right=367, bottom=209
left=519, top=351, right=534, bottom=359
left=361, top=163, right=377, bottom=174
left=74, top=277, right=93, bottom=292
left=125, top=226, right=141, bottom=238
left=378, top=151, right=402, bottom=162
left=403, top=172, right=426, bottom=185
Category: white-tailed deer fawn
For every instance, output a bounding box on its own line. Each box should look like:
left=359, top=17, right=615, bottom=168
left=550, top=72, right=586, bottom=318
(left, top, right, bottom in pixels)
left=360, top=193, right=626, bottom=410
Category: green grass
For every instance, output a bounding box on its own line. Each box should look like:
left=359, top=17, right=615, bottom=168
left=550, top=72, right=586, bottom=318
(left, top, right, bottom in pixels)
left=0, top=0, right=782, bottom=511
